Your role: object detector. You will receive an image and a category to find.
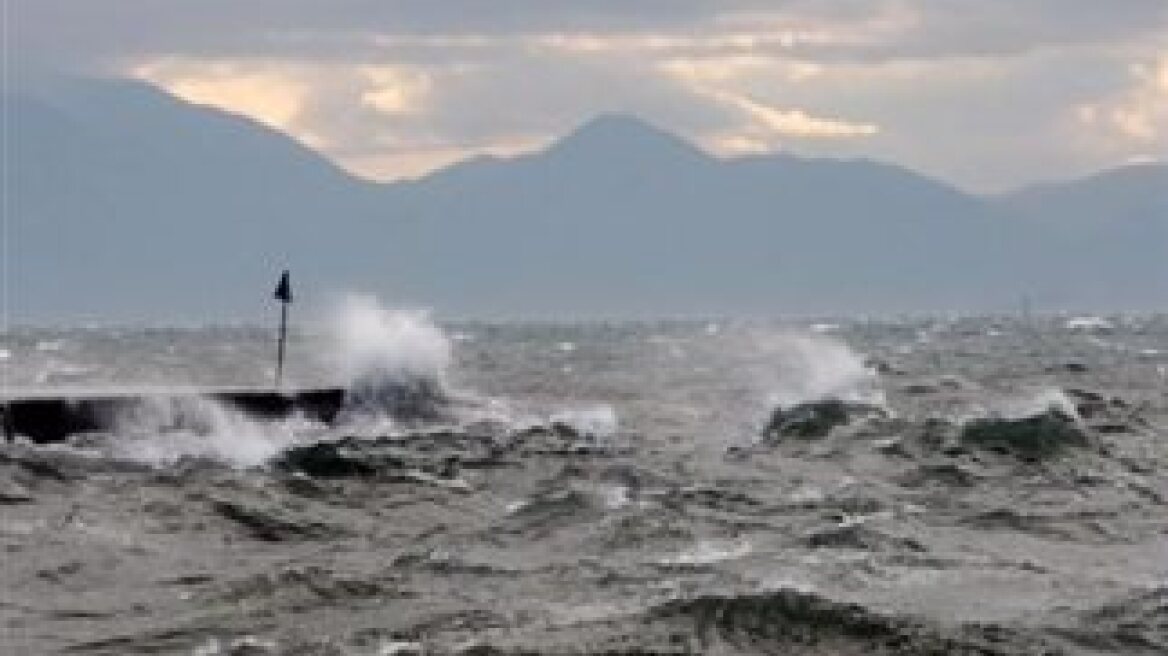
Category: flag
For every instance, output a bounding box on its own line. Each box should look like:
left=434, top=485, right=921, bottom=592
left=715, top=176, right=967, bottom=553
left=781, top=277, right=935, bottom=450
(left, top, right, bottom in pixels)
left=274, top=270, right=292, bottom=303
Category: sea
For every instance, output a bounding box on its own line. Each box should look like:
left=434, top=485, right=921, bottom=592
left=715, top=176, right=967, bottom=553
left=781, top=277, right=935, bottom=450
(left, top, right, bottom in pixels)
left=1, top=298, right=1166, bottom=654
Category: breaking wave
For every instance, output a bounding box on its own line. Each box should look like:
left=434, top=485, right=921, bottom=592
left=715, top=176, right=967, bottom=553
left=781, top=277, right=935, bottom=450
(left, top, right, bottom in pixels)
left=746, top=331, right=885, bottom=409
left=329, top=294, right=458, bottom=429
left=105, top=294, right=464, bottom=466
left=108, top=396, right=312, bottom=468
left=331, top=293, right=453, bottom=394
left=550, top=405, right=620, bottom=439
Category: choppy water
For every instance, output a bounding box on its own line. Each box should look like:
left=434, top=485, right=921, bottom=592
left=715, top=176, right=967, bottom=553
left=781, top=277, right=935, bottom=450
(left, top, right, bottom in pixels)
left=2, top=312, right=1167, bottom=654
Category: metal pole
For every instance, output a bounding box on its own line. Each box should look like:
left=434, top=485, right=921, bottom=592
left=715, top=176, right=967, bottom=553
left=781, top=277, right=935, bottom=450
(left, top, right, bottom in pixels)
left=276, top=301, right=288, bottom=388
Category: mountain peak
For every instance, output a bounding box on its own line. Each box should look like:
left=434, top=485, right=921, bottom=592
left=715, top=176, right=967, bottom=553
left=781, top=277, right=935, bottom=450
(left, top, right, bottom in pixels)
left=565, top=113, right=674, bottom=139
left=544, top=113, right=709, bottom=164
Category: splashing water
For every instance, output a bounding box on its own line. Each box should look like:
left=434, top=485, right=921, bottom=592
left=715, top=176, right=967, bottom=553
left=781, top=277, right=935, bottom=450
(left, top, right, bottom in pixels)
left=550, top=405, right=620, bottom=439
left=992, top=388, right=1080, bottom=421
left=330, top=294, right=456, bottom=426
left=747, top=332, right=885, bottom=409
left=91, top=294, right=462, bottom=466
left=332, top=294, right=452, bottom=385
left=108, top=396, right=310, bottom=468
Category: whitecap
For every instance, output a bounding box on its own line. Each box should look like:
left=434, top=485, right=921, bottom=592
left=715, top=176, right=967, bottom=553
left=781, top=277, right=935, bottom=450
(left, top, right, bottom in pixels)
left=550, top=405, right=619, bottom=439
left=661, top=539, right=752, bottom=566
left=1066, top=316, right=1112, bottom=332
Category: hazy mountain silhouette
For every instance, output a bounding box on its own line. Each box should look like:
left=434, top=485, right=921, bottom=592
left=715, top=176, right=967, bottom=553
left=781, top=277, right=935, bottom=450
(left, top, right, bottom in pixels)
left=1001, top=163, right=1168, bottom=227
left=992, top=164, right=1168, bottom=309
left=4, top=77, right=1166, bottom=320
left=379, top=114, right=1013, bottom=316
left=5, top=77, right=379, bottom=319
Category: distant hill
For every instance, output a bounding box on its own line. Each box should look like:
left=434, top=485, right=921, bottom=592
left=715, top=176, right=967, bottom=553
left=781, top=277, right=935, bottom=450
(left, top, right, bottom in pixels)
left=999, top=163, right=1168, bottom=227
left=5, top=77, right=377, bottom=319
left=3, top=76, right=1166, bottom=320
left=377, top=114, right=1013, bottom=316
left=991, top=164, right=1168, bottom=309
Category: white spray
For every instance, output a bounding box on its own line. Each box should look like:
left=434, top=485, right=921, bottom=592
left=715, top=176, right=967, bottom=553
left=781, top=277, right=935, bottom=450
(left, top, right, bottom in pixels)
left=960, top=387, right=1081, bottom=424
left=108, top=395, right=310, bottom=468
left=332, top=294, right=452, bottom=388
left=329, top=294, right=456, bottom=428
left=746, top=331, right=885, bottom=409
left=109, top=294, right=460, bottom=466
left=549, top=405, right=620, bottom=439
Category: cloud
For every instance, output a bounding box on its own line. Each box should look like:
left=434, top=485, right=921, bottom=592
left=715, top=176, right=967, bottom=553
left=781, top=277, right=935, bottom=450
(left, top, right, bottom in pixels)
left=133, top=59, right=313, bottom=134
left=11, top=1, right=1168, bottom=190
left=127, top=52, right=655, bottom=180
left=655, top=53, right=877, bottom=150
left=659, top=55, right=824, bottom=84
left=1077, top=54, right=1168, bottom=142
left=132, top=57, right=445, bottom=164
left=358, top=65, right=433, bottom=115
left=720, top=92, right=878, bottom=138
left=16, top=1, right=1168, bottom=69
left=693, top=88, right=878, bottom=149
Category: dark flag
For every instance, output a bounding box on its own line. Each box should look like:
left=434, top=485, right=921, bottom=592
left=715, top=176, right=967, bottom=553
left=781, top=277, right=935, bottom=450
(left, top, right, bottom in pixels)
left=273, top=270, right=292, bottom=387
left=274, top=270, right=293, bottom=303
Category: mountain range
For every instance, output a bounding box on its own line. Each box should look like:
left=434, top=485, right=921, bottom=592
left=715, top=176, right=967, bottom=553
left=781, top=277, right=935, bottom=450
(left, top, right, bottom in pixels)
left=4, top=76, right=1166, bottom=320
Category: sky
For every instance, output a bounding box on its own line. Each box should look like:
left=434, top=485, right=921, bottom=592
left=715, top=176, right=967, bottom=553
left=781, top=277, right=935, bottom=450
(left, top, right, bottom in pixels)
left=10, top=0, right=1168, bottom=192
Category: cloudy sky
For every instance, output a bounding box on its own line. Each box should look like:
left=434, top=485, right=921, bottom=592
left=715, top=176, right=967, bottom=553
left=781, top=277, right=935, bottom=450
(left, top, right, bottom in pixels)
left=11, top=0, right=1168, bottom=191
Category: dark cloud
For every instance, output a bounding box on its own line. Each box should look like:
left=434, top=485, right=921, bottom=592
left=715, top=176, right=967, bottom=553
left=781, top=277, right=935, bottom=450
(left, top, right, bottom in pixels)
left=14, top=1, right=1167, bottom=71
left=13, top=1, right=778, bottom=70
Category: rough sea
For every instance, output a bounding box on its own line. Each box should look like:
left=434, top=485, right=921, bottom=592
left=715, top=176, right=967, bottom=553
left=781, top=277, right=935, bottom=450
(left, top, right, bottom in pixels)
left=2, top=300, right=1166, bottom=655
